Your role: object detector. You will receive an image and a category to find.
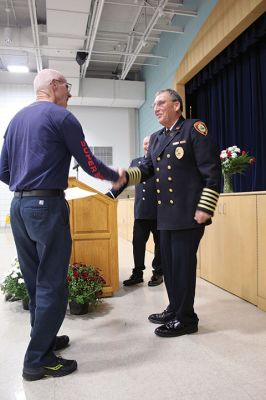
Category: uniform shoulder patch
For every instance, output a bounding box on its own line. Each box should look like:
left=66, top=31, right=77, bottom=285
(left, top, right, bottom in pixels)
left=194, top=121, right=208, bottom=136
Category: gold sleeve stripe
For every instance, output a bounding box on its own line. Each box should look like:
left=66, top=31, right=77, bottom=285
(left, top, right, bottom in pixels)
left=201, top=192, right=219, bottom=201
left=127, top=167, right=141, bottom=186
left=198, top=199, right=216, bottom=210
left=197, top=203, right=216, bottom=213
left=202, top=188, right=219, bottom=198
left=198, top=187, right=220, bottom=213
left=200, top=196, right=217, bottom=206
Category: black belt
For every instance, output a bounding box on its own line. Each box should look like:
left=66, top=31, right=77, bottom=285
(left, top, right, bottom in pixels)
left=14, top=190, right=64, bottom=198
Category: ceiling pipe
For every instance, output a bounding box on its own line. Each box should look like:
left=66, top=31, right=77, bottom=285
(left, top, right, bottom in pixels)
left=0, top=45, right=167, bottom=59
left=81, top=0, right=105, bottom=79
left=92, top=50, right=166, bottom=59
left=163, top=9, right=197, bottom=17
left=27, top=0, right=42, bottom=71
left=104, top=0, right=196, bottom=16
left=153, top=26, right=184, bottom=33
left=122, top=1, right=145, bottom=72
left=39, top=31, right=160, bottom=45
left=104, top=0, right=174, bottom=8
left=89, top=59, right=158, bottom=67
left=97, top=30, right=160, bottom=42
left=121, top=0, right=168, bottom=80
left=10, top=0, right=17, bottom=25
left=95, top=37, right=159, bottom=44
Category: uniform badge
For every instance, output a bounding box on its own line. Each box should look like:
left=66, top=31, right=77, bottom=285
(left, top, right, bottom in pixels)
left=194, top=121, right=208, bottom=136
left=175, top=146, right=184, bottom=159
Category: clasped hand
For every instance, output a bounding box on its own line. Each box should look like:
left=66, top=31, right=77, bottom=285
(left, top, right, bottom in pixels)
left=112, top=168, right=127, bottom=189
left=194, top=210, right=211, bottom=224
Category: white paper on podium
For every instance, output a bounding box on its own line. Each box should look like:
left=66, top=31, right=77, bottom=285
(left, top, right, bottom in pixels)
left=65, top=187, right=96, bottom=201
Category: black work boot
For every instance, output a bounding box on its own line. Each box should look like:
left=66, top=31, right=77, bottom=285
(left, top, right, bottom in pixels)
left=123, top=270, right=144, bottom=286
left=22, top=356, right=77, bottom=381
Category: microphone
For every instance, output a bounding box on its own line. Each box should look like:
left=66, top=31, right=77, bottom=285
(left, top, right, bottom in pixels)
left=73, top=159, right=79, bottom=170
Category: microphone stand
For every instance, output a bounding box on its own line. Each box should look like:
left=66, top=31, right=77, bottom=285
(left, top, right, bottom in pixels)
left=73, top=163, right=80, bottom=180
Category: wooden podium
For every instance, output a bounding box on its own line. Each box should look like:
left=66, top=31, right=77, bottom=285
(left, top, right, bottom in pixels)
left=67, top=177, right=119, bottom=296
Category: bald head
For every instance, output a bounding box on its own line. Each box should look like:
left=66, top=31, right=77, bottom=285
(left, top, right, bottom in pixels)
left=33, top=69, right=65, bottom=93
left=143, top=136, right=150, bottom=156
left=33, top=68, right=71, bottom=108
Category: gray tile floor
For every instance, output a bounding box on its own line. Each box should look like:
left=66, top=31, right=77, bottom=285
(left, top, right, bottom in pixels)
left=1, top=227, right=266, bottom=400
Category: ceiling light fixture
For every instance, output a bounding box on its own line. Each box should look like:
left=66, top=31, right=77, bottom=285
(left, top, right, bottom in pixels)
left=7, top=65, right=29, bottom=73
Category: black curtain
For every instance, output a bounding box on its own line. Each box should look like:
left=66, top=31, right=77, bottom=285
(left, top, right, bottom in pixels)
left=185, top=13, right=266, bottom=192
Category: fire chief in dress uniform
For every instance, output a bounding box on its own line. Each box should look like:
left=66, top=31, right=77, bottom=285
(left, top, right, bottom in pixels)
left=126, top=89, right=221, bottom=337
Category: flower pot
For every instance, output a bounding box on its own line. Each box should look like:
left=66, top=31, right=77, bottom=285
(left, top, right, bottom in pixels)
left=223, top=173, right=234, bottom=193
left=5, top=293, right=19, bottom=302
left=22, top=297, right=29, bottom=310
left=69, top=301, right=89, bottom=315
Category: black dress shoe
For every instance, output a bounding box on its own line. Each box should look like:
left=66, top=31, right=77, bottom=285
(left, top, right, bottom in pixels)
left=148, top=309, right=175, bottom=324
left=54, top=335, right=70, bottom=351
left=148, top=273, right=163, bottom=287
left=123, top=273, right=143, bottom=286
left=154, top=319, right=198, bottom=337
left=23, top=356, right=77, bottom=381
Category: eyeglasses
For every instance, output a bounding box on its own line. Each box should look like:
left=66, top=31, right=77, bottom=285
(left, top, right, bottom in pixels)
left=152, top=99, right=179, bottom=108
left=52, top=79, right=72, bottom=92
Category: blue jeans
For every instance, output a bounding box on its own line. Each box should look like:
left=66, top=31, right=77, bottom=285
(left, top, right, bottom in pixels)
left=10, top=195, right=72, bottom=368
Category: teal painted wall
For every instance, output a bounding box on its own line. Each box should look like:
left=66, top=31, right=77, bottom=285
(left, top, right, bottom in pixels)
left=138, top=0, right=218, bottom=153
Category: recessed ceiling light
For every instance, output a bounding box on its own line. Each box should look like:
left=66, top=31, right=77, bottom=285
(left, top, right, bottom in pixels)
left=7, top=65, right=29, bottom=73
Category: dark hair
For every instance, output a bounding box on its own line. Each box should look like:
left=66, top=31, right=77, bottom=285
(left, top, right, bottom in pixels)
left=155, top=88, right=183, bottom=112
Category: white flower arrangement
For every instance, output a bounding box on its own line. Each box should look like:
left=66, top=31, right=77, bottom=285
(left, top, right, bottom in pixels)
left=220, top=145, right=255, bottom=175
left=0, top=258, right=29, bottom=301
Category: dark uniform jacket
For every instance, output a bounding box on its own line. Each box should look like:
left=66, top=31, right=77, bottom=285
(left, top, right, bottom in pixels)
left=131, top=157, right=157, bottom=220
left=108, top=157, right=157, bottom=220
left=135, top=117, right=221, bottom=231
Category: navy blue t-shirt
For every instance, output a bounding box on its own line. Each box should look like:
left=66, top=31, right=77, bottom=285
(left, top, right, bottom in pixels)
left=0, top=101, right=119, bottom=190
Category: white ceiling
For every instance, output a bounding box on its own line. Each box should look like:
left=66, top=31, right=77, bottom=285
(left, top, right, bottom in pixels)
left=0, top=0, right=203, bottom=85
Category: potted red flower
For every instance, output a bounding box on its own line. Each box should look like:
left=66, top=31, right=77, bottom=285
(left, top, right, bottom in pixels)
left=67, top=263, right=105, bottom=315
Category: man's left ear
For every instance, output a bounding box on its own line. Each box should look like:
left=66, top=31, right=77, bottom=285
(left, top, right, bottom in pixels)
left=174, top=101, right=180, bottom=112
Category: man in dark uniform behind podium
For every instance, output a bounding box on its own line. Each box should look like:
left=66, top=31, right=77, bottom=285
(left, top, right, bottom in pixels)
left=107, top=136, right=163, bottom=287
left=126, top=88, right=221, bottom=337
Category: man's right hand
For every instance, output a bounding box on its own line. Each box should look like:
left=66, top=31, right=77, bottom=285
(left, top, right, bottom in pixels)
left=112, top=168, right=127, bottom=189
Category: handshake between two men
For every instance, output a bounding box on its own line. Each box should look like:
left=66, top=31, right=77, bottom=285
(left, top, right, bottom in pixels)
left=111, top=168, right=127, bottom=190
left=110, top=166, right=141, bottom=191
